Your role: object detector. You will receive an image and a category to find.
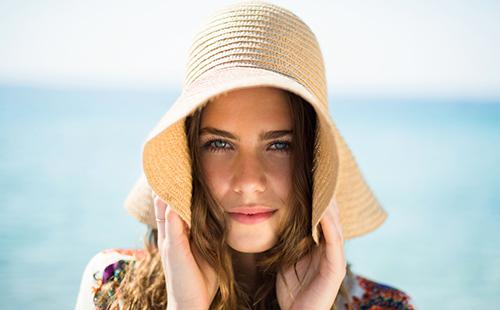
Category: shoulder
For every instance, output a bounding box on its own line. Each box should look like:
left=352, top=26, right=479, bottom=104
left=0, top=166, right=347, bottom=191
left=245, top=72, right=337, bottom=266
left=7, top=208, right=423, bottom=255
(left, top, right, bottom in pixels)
left=349, top=273, right=417, bottom=309
left=75, top=248, right=144, bottom=310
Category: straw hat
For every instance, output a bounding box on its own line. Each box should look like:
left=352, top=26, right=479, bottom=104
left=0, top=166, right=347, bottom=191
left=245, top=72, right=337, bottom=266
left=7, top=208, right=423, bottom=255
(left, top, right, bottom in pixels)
left=126, top=0, right=387, bottom=243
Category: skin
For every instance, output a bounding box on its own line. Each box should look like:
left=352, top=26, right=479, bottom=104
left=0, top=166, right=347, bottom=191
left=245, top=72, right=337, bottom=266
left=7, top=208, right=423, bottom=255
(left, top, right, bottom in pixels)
left=153, top=86, right=346, bottom=310
left=199, top=86, right=293, bottom=254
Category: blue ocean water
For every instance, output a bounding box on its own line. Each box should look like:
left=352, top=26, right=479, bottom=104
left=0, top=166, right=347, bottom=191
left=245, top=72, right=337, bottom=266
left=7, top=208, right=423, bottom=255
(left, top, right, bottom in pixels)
left=0, top=85, right=499, bottom=309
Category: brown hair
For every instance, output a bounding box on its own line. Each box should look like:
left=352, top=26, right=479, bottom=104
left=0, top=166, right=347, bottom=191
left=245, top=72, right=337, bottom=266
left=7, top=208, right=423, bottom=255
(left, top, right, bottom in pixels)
left=95, top=89, right=354, bottom=309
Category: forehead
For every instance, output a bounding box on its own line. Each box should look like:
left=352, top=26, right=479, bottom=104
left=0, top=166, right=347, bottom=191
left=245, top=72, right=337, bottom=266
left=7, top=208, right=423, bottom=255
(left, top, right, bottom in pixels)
left=200, top=86, right=291, bottom=127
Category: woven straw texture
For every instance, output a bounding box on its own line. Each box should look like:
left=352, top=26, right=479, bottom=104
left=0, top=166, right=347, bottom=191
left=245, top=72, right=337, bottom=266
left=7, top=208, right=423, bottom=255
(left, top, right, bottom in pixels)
left=134, top=0, right=387, bottom=242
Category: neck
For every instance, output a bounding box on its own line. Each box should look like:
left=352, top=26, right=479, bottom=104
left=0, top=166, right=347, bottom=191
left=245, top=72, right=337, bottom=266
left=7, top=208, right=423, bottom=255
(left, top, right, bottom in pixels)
left=229, top=247, right=262, bottom=294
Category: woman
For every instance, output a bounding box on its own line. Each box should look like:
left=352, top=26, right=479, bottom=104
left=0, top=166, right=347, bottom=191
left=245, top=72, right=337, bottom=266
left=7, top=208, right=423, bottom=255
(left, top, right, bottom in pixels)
left=76, top=1, right=415, bottom=309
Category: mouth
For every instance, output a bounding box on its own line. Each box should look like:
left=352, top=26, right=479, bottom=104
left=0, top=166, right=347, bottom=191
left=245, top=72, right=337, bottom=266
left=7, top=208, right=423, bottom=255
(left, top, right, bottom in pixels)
left=229, top=206, right=277, bottom=215
left=227, top=210, right=277, bottom=225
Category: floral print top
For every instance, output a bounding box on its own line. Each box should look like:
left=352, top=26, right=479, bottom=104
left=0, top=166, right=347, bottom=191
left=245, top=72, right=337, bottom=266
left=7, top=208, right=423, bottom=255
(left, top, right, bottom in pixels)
left=75, top=249, right=417, bottom=309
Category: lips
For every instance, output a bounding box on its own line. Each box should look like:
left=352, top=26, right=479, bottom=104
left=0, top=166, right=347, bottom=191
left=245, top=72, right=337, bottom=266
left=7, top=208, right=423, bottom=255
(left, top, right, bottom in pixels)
left=229, top=206, right=276, bottom=215
left=228, top=209, right=277, bottom=225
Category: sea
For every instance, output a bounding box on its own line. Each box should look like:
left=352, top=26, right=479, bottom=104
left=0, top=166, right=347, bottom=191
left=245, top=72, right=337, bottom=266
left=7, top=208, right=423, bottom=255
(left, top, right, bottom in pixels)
left=1, top=84, right=499, bottom=309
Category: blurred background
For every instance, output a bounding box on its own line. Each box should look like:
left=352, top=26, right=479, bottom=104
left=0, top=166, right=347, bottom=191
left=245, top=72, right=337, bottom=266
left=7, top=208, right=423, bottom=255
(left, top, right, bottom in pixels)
left=1, top=0, right=499, bottom=308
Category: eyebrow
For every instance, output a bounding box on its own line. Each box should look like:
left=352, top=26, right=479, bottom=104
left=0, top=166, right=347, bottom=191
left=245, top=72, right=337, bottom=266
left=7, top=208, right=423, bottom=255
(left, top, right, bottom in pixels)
left=199, top=127, right=292, bottom=141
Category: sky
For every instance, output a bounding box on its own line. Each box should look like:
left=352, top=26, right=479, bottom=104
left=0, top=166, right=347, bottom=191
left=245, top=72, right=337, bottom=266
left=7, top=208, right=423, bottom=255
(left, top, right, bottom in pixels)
left=1, top=0, right=499, bottom=98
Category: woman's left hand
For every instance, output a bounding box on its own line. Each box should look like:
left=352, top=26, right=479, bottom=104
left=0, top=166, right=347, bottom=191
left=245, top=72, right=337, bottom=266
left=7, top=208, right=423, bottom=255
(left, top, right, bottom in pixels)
left=276, top=200, right=347, bottom=310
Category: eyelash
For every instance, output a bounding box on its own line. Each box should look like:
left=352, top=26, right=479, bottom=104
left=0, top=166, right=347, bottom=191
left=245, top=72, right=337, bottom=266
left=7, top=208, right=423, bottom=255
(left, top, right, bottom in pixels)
left=202, top=139, right=292, bottom=153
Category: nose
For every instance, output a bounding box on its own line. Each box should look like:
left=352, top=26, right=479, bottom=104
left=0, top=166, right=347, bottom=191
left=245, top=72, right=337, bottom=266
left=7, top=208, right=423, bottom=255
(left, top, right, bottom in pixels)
left=232, top=151, right=267, bottom=194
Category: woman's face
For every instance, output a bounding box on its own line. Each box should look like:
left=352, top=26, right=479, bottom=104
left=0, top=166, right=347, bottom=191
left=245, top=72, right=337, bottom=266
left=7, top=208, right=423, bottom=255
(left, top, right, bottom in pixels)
left=199, top=86, right=292, bottom=253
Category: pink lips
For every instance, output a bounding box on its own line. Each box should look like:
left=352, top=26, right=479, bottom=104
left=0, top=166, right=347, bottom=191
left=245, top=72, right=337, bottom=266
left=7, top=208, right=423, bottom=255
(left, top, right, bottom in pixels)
left=228, top=211, right=276, bottom=224
left=228, top=206, right=277, bottom=224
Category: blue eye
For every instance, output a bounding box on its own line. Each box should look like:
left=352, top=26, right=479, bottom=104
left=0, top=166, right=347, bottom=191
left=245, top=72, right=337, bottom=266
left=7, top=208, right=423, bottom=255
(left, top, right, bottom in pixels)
left=203, top=139, right=233, bottom=152
left=201, top=139, right=291, bottom=153
left=269, top=141, right=291, bottom=152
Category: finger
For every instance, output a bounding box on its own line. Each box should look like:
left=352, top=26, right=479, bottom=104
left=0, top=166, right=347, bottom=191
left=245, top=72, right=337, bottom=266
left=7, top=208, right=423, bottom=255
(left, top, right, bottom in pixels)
left=320, top=199, right=344, bottom=246
left=153, top=194, right=167, bottom=248
left=164, top=203, right=189, bottom=248
left=330, top=200, right=344, bottom=243
left=319, top=200, right=346, bottom=276
left=319, top=203, right=337, bottom=246
left=152, top=194, right=189, bottom=253
left=329, top=201, right=346, bottom=273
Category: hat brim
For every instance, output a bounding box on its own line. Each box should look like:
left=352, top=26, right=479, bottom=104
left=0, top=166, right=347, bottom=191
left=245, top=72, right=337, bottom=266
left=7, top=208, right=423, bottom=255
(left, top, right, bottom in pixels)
left=139, top=66, right=387, bottom=242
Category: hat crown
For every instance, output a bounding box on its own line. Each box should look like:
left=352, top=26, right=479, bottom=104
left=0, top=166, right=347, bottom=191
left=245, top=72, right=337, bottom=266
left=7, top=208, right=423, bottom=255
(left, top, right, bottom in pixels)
left=138, top=1, right=387, bottom=243
left=183, top=1, right=328, bottom=108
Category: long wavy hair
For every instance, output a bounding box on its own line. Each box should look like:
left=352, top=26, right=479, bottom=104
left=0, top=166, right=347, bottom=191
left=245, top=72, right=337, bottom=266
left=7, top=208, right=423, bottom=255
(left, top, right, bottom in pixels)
left=96, top=90, right=354, bottom=309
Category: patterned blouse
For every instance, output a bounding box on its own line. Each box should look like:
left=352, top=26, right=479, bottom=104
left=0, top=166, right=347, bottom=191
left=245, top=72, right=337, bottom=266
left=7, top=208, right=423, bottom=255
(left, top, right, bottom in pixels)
left=75, top=249, right=417, bottom=309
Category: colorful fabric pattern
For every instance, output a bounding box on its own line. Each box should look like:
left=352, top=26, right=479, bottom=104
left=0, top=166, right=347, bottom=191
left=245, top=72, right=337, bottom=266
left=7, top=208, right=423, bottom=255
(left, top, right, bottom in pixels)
left=350, top=275, right=415, bottom=309
left=91, top=259, right=131, bottom=309
left=76, top=249, right=416, bottom=310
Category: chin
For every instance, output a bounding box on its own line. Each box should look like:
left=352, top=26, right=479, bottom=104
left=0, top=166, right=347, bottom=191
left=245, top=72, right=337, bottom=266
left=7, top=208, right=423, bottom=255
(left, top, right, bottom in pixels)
left=228, top=236, right=277, bottom=253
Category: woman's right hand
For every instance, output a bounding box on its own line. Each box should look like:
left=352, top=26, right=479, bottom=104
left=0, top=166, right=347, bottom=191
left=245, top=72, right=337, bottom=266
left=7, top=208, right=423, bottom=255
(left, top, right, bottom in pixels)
left=153, top=194, right=218, bottom=310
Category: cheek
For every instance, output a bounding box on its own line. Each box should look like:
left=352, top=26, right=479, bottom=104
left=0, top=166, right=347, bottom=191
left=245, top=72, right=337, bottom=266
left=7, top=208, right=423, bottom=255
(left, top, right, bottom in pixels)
left=267, top=157, right=293, bottom=199
left=201, top=156, right=232, bottom=198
